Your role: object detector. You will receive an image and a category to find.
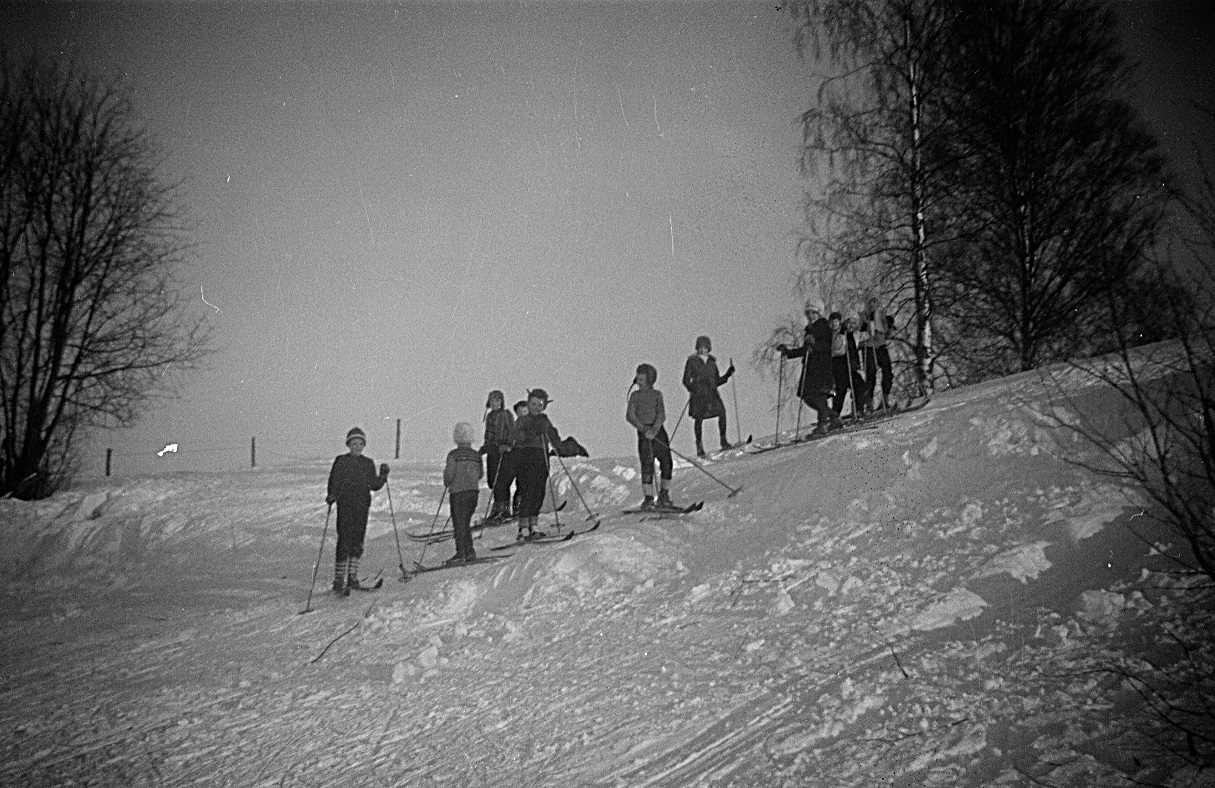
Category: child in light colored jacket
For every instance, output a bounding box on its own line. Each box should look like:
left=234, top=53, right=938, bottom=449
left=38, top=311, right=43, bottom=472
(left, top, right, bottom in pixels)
left=444, top=422, right=483, bottom=564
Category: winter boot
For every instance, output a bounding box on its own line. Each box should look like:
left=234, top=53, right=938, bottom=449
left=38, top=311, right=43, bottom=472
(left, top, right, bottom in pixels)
left=657, top=490, right=675, bottom=510
left=696, top=441, right=706, bottom=458
left=346, top=556, right=362, bottom=589
left=640, top=495, right=656, bottom=511
left=332, top=558, right=348, bottom=593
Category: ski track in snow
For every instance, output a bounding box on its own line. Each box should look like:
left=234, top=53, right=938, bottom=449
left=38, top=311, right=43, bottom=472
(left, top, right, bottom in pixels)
left=1, top=341, right=1211, bottom=787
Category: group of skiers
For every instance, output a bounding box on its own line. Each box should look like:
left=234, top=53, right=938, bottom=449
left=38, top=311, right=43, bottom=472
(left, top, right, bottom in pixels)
left=323, top=301, right=897, bottom=587
left=777, top=295, right=895, bottom=435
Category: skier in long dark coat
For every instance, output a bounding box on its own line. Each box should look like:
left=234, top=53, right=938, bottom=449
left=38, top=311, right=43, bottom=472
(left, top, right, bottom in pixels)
left=682, top=335, right=735, bottom=457
left=777, top=300, right=841, bottom=435
left=510, top=388, right=563, bottom=541
left=325, top=426, right=389, bottom=592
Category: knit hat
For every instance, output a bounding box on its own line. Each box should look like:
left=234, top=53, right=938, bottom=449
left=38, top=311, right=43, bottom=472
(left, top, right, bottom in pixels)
left=453, top=422, right=475, bottom=445
left=345, top=426, right=366, bottom=446
left=485, top=389, right=505, bottom=409
left=695, top=335, right=712, bottom=352
left=513, top=400, right=528, bottom=413
left=635, top=363, right=658, bottom=386
left=804, top=298, right=825, bottom=315
left=527, top=388, right=551, bottom=404
left=829, top=311, right=843, bottom=321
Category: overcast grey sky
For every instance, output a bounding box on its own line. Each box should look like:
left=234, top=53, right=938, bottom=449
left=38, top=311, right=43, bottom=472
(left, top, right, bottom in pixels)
left=3, top=1, right=1212, bottom=475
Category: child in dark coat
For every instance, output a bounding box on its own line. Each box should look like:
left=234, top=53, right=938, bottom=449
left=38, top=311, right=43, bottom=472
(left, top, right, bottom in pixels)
left=627, top=363, right=675, bottom=511
left=510, top=389, right=563, bottom=540
left=778, top=299, right=841, bottom=435
left=481, top=390, right=515, bottom=521
left=444, top=422, right=483, bottom=564
left=326, top=426, right=389, bottom=592
left=682, top=335, right=735, bottom=457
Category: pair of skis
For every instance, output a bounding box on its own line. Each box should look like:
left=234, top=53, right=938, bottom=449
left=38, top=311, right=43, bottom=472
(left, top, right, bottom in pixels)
left=403, top=501, right=568, bottom=543
left=746, top=396, right=930, bottom=455
left=490, top=519, right=602, bottom=551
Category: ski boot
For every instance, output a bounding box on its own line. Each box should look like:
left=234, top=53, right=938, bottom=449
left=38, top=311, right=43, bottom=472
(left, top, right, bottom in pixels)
left=332, top=579, right=346, bottom=594
left=640, top=495, right=656, bottom=512
left=695, top=442, right=707, bottom=458
left=444, top=553, right=467, bottom=566
left=656, top=490, right=677, bottom=511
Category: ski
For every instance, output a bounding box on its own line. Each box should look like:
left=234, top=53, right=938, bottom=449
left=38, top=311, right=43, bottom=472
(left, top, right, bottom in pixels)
left=475, top=501, right=566, bottom=529
left=412, top=555, right=511, bottom=573
left=621, top=501, right=704, bottom=515
left=341, top=577, right=384, bottom=595
left=407, top=502, right=568, bottom=542
left=746, top=397, right=930, bottom=455
left=491, top=530, right=575, bottom=551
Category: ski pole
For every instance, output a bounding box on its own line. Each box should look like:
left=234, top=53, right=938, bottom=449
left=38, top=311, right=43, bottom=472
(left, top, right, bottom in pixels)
left=384, top=480, right=408, bottom=582
left=729, top=357, right=742, bottom=445
left=668, top=398, right=690, bottom=443
left=793, top=347, right=808, bottom=440
left=652, top=435, right=742, bottom=497
left=300, top=503, right=332, bottom=615
left=550, top=447, right=598, bottom=521
left=415, top=487, right=447, bottom=570
left=775, top=353, right=784, bottom=447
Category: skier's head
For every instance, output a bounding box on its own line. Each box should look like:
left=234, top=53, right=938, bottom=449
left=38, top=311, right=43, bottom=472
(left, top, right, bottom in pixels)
left=453, top=421, right=475, bottom=446
left=695, top=335, right=712, bottom=354
left=513, top=400, right=529, bottom=418
left=635, top=363, right=658, bottom=388
left=829, top=311, right=843, bottom=330
left=345, top=426, right=367, bottom=454
left=486, top=390, right=505, bottom=410
left=803, top=298, right=824, bottom=321
left=527, top=388, right=550, bottom=415
left=845, top=314, right=860, bottom=332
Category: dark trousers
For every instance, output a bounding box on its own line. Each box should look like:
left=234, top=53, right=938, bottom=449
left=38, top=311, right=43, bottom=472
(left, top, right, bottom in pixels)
left=513, top=446, right=549, bottom=517
left=335, top=502, right=369, bottom=562
left=831, top=357, right=867, bottom=415
left=800, top=391, right=832, bottom=426
left=449, top=489, right=479, bottom=559
left=865, top=345, right=893, bottom=406
left=637, top=428, right=673, bottom=484
left=693, top=416, right=728, bottom=449
left=491, top=449, right=517, bottom=515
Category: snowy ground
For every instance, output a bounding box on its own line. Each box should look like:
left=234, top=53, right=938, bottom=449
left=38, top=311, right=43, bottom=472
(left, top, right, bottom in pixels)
left=2, top=342, right=1212, bottom=787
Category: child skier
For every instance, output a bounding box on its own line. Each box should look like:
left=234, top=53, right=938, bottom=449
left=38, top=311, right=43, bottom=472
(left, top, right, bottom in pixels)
left=444, top=422, right=483, bottom=565
left=682, top=335, right=735, bottom=457
left=325, top=426, right=389, bottom=593
left=777, top=299, right=840, bottom=435
left=860, top=295, right=894, bottom=411
left=481, top=390, right=514, bottom=522
left=627, top=363, right=676, bottom=511
left=510, top=389, right=564, bottom=540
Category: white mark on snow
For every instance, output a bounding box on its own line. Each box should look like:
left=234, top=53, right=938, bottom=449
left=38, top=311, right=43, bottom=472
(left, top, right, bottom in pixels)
left=668, top=213, right=675, bottom=258
left=652, top=94, right=663, bottom=137
left=157, top=443, right=179, bottom=457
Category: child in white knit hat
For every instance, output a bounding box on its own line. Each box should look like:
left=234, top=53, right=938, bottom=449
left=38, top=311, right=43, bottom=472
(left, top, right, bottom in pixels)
left=443, top=421, right=483, bottom=564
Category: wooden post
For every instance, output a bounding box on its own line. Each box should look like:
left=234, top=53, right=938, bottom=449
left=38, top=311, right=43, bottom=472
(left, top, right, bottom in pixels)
left=251, top=436, right=256, bottom=468
left=395, top=419, right=401, bottom=460
left=105, top=448, right=112, bottom=477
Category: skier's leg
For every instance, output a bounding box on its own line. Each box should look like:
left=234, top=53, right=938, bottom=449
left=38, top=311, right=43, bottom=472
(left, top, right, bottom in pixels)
left=638, top=432, right=656, bottom=509
left=693, top=418, right=706, bottom=457
left=655, top=427, right=674, bottom=508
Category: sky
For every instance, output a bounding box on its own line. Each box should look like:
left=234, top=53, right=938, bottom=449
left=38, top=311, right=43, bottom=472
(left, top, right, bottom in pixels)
left=2, top=0, right=1213, bottom=475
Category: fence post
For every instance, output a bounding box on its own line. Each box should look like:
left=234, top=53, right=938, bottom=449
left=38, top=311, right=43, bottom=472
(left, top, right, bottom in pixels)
left=105, top=448, right=112, bottom=477
left=251, top=436, right=256, bottom=468
left=395, top=419, right=401, bottom=460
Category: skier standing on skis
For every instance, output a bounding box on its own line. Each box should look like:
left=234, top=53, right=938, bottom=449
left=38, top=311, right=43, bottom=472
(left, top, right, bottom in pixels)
left=843, top=315, right=869, bottom=417
left=510, top=389, right=563, bottom=541
left=444, top=422, right=483, bottom=565
left=627, top=363, right=675, bottom=511
left=480, top=390, right=514, bottom=522
left=860, top=295, right=895, bottom=411
left=777, top=299, right=840, bottom=435
left=325, top=426, right=389, bottom=593
left=682, top=335, right=735, bottom=457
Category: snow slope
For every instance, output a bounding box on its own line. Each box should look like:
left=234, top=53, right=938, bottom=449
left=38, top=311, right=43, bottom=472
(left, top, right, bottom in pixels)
left=1, top=341, right=1211, bottom=787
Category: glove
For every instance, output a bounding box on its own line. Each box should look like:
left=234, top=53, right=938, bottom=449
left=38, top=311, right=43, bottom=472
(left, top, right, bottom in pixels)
left=326, top=494, right=336, bottom=505
left=644, top=427, right=659, bottom=440
left=726, top=364, right=736, bottom=375
left=776, top=343, right=787, bottom=354
left=379, top=463, right=390, bottom=478
left=478, top=444, right=488, bottom=455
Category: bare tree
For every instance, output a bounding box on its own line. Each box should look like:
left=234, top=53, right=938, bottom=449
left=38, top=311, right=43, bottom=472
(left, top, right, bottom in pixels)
left=0, top=56, right=213, bottom=499
left=935, top=0, right=1170, bottom=378
left=788, top=0, right=958, bottom=394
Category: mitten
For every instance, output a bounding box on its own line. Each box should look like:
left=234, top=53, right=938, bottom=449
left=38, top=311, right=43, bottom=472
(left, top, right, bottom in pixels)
left=379, top=463, right=390, bottom=478
left=326, top=494, right=336, bottom=505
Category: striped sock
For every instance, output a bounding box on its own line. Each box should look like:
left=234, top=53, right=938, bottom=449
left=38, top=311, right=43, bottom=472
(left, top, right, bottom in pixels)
left=333, top=558, right=348, bottom=587
left=347, top=556, right=360, bottom=584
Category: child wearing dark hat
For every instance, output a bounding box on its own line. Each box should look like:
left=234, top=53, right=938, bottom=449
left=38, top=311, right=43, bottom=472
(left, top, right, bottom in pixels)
left=444, top=422, right=483, bottom=564
left=682, top=335, right=735, bottom=457
left=510, top=388, right=563, bottom=540
left=325, top=426, right=389, bottom=593
left=481, top=390, right=514, bottom=522
left=627, top=363, right=675, bottom=511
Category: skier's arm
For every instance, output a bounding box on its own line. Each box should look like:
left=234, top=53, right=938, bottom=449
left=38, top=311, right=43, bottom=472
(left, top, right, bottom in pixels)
left=717, top=362, right=734, bottom=386
left=369, top=458, right=387, bottom=492
left=626, top=393, right=645, bottom=432
left=443, top=452, right=456, bottom=488
left=682, top=358, right=696, bottom=391
left=654, top=391, right=666, bottom=430
left=326, top=457, right=340, bottom=503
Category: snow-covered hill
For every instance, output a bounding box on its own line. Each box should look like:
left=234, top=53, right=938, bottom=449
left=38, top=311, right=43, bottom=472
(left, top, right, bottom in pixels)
left=1, top=342, right=1210, bottom=787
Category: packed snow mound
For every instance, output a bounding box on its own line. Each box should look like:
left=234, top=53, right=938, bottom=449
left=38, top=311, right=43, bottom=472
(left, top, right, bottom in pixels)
left=2, top=340, right=1210, bottom=788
